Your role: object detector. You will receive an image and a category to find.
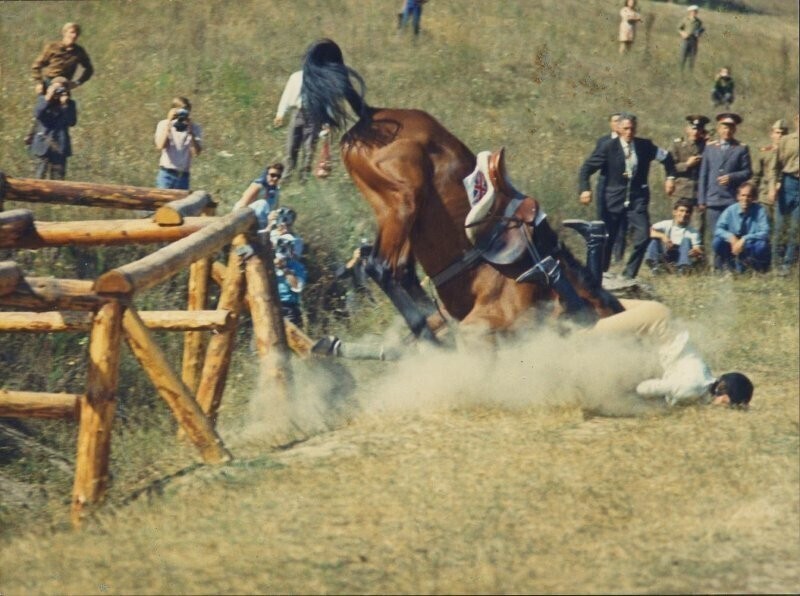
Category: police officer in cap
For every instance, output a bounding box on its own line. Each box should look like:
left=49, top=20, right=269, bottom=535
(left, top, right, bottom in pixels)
left=669, top=114, right=710, bottom=241
left=697, top=112, right=752, bottom=250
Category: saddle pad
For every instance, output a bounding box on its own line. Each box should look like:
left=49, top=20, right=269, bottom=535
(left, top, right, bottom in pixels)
left=463, top=151, right=496, bottom=241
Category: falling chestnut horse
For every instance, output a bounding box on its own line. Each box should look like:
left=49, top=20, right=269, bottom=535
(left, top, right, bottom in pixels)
left=302, top=39, right=623, bottom=341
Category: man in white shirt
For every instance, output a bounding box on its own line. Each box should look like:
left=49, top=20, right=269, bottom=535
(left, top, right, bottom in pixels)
left=645, top=198, right=703, bottom=274
left=154, top=96, right=202, bottom=189
left=274, top=70, right=321, bottom=181
left=588, top=299, right=753, bottom=407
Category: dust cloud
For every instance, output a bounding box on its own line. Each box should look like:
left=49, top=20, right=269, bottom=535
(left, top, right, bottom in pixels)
left=239, top=319, right=669, bottom=446
left=360, top=324, right=662, bottom=417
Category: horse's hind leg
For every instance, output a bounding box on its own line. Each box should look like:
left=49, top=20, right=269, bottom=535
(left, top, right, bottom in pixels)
left=364, top=257, right=439, bottom=344
left=400, top=259, right=437, bottom=317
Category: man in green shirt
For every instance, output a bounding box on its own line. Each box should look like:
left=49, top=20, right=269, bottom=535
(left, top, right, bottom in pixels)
left=678, top=5, right=705, bottom=72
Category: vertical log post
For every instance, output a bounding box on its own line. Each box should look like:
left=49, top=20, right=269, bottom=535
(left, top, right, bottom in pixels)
left=244, top=237, right=293, bottom=402
left=195, top=244, right=246, bottom=423
left=181, top=257, right=211, bottom=393
left=71, top=300, right=123, bottom=527
left=122, top=307, right=231, bottom=464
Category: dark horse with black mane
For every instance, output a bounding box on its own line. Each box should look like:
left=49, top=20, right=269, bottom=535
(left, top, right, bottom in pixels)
left=302, top=39, right=623, bottom=341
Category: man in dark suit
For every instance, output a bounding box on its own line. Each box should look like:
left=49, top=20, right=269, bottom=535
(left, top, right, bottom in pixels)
left=590, top=113, right=628, bottom=264
left=579, top=113, right=677, bottom=279
left=697, top=113, right=752, bottom=248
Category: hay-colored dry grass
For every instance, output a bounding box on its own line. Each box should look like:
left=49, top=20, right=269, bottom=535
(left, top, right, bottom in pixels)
left=0, top=0, right=798, bottom=593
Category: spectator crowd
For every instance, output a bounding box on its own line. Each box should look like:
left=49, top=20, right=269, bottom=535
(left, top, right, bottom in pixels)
left=21, top=8, right=800, bottom=337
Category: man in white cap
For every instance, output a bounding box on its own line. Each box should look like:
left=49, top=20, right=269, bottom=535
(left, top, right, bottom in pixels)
left=678, top=5, right=705, bottom=71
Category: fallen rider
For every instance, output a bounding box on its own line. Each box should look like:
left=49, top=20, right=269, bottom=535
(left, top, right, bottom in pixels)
left=313, top=220, right=753, bottom=408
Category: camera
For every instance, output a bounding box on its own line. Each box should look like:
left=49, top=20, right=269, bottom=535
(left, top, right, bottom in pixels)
left=275, top=207, right=296, bottom=227
left=52, top=86, right=68, bottom=98
left=173, top=108, right=190, bottom=132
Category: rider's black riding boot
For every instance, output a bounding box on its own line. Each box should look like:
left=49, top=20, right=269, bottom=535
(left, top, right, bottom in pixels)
left=516, top=255, right=596, bottom=326
left=563, top=219, right=607, bottom=288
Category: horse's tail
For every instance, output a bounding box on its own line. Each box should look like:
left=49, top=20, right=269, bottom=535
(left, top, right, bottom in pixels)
left=302, top=39, right=369, bottom=130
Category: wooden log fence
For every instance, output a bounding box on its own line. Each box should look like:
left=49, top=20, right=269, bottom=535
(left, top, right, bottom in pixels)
left=5, top=217, right=217, bottom=249
left=0, top=173, right=187, bottom=210
left=0, top=176, right=297, bottom=527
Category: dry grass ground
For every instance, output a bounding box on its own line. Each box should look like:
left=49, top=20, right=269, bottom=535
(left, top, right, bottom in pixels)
left=0, top=0, right=798, bottom=593
left=1, top=274, right=798, bottom=593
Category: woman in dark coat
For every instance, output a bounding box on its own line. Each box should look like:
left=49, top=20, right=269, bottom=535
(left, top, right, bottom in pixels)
left=31, top=75, right=77, bottom=179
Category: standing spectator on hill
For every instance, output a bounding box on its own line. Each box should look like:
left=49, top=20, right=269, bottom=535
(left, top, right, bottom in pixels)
left=274, top=70, right=320, bottom=182
left=711, top=67, right=735, bottom=109
left=698, top=113, right=752, bottom=247
left=233, top=162, right=284, bottom=230
left=399, top=0, right=428, bottom=37
left=154, top=97, right=202, bottom=190
left=618, top=0, right=643, bottom=55
left=712, top=182, right=770, bottom=273
left=751, top=119, right=788, bottom=222
left=31, top=22, right=93, bottom=95
left=678, top=5, right=704, bottom=72
left=578, top=113, right=677, bottom=279
left=669, top=114, right=709, bottom=239
left=645, top=198, right=704, bottom=274
left=769, top=112, right=800, bottom=275
left=30, top=76, right=77, bottom=180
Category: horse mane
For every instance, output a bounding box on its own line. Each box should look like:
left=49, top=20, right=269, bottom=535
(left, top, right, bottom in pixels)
left=302, top=39, right=370, bottom=130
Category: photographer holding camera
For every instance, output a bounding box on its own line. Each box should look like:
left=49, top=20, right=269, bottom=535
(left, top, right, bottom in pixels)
left=272, top=233, right=307, bottom=328
left=154, top=96, right=202, bottom=189
left=30, top=76, right=77, bottom=180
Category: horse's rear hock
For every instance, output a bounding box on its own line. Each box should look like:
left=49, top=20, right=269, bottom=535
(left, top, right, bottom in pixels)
left=364, top=259, right=440, bottom=344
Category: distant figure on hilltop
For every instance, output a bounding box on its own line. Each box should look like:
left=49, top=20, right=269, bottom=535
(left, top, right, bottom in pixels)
left=711, top=67, right=735, bottom=109
left=398, top=0, right=428, bottom=37
left=678, top=5, right=705, bottom=71
left=618, top=0, right=643, bottom=55
left=31, top=22, right=93, bottom=95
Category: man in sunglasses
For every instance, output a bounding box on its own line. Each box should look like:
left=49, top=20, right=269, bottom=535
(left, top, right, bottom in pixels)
left=234, top=162, right=284, bottom=230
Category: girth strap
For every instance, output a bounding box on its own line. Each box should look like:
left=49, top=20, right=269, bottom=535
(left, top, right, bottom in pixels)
left=430, top=247, right=484, bottom=288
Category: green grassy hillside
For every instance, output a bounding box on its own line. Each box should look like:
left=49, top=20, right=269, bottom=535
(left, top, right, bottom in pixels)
left=0, top=1, right=798, bottom=592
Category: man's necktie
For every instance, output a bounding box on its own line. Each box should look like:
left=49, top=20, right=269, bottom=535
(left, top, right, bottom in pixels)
left=624, top=143, right=634, bottom=178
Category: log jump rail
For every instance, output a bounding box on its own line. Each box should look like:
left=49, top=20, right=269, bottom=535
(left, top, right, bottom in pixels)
left=0, top=173, right=313, bottom=527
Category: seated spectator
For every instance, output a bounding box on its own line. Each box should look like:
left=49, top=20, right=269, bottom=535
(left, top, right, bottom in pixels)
left=234, top=162, right=284, bottom=229
left=31, top=76, right=77, bottom=180
left=273, top=233, right=307, bottom=328
left=712, top=181, right=771, bottom=272
left=645, top=198, right=703, bottom=274
left=711, top=67, right=735, bottom=108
